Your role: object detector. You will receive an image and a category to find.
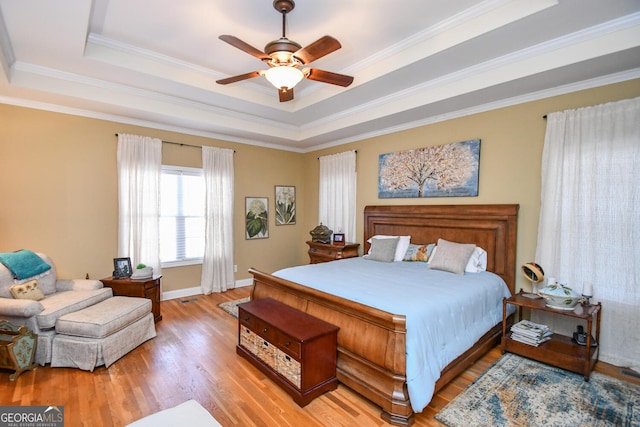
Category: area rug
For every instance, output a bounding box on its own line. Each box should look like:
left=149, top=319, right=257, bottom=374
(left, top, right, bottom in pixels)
left=435, top=353, right=640, bottom=427
left=217, top=297, right=249, bottom=319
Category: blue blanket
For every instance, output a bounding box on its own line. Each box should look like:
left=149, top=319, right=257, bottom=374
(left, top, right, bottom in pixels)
left=0, top=250, right=51, bottom=279
left=274, top=257, right=513, bottom=413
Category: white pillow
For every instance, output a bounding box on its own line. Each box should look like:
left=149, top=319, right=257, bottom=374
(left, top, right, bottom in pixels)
left=466, top=247, right=488, bottom=273
left=428, top=245, right=487, bottom=273
left=367, top=235, right=411, bottom=262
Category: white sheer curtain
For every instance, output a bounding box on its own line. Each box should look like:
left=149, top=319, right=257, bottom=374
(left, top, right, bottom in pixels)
left=200, top=146, right=235, bottom=294
left=535, top=97, right=640, bottom=371
left=319, top=150, right=357, bottom=242
left=117, top=133, right=162, bottom=274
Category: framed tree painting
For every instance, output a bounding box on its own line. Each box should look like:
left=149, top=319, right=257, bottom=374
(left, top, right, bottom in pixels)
left=378, top=139, right=480, bottom=198
left=275, top=185, right=296, bottom=225
left=245, top=197, right=269, bottom=239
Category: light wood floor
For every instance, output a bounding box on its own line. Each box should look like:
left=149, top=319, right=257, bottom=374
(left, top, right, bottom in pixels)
left=1, top=287, right=637, bottom=426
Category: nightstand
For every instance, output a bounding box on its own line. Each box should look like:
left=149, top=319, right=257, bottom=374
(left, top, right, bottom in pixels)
left=502, top=290, right=601, bottom=380
left=100, top=276, right=162, bottom=322
left=306, top=241, right=359, bottom=264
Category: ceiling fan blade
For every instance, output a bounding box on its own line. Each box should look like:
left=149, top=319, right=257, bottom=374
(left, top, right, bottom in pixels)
left=278, top=87, right=294, bottom=102
left=294, top=36, right=341, bottom=64
left=305, top=68, right=354, bottom=87
left=216, top=71, right=262, bottom=85
left=219, top=35, right=270, bottom=62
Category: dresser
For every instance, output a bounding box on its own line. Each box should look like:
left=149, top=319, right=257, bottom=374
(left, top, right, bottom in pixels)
left=306, top=240, right=359, bottom=264
left=100, top=276, right=162, bottom=322
left=237, top=298, right=339, bottom=406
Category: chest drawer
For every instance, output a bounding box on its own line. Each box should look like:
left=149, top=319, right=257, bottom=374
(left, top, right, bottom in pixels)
left=276, top=331, right=301, bottom=359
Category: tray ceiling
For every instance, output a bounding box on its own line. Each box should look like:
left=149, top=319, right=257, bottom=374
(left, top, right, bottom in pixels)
left=1, top=0, right=639, bottom=151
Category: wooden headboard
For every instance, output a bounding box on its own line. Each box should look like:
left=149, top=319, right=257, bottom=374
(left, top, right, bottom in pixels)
left=363, top=204, right=519, bottom=293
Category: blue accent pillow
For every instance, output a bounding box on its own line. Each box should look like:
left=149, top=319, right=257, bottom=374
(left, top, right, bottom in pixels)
left=0, top=250, right=52, bottom=279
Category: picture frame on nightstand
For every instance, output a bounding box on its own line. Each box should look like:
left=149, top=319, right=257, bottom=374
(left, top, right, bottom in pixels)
left=113, top=257, right=132, bottom=279
left=333, top=233, right=345, bottom=246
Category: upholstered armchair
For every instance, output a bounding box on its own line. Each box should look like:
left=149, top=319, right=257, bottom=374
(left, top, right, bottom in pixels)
left=0, top=251, right=112, bottom=365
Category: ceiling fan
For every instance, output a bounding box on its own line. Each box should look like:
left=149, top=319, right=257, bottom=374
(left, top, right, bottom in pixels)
left=216, top=0, right=354, bottom=102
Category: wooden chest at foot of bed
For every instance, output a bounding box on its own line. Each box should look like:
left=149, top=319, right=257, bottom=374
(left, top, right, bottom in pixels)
left=237, top=298, right=339, bottom=407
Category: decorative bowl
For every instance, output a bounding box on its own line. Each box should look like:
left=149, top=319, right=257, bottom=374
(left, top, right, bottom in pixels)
left=131, top=266, right=153, bottom=279
left=538, top=284, right=581, bottom=310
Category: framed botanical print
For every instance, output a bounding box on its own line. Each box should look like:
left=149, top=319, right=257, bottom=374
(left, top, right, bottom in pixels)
left=275, top=185, right=296, bottom=225
left=245, top=197, right=269, bottom=239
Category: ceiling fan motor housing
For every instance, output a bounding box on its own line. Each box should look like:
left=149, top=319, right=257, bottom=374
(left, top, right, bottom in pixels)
left=273, top=0, right=295, bottom=14
left=265, top=38, right=301, bottom=56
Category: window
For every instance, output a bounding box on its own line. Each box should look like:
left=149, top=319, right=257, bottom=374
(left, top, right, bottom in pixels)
left=160, top=165, right=205, bottom=267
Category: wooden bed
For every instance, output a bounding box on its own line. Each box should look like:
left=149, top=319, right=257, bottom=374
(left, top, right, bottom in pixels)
left=249, top=204, right=518, bottom=426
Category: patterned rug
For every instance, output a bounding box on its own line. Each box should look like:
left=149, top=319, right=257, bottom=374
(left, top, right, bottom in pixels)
left=217, top=297, right=249, bottom=319
left=435, top=353, right=640, bottom=427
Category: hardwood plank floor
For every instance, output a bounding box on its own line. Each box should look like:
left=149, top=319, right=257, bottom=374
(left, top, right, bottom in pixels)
left=1, top=287, right=636, bottom=426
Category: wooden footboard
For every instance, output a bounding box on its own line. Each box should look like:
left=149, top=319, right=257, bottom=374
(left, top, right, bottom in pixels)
left=248, top=204, right=518, bottom=426
left=249, top=268, right=414, bottom=425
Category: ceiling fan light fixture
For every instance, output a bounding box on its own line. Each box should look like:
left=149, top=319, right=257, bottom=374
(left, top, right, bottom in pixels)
left=216, top=0, right=352, bottom=101
left=264, top=66, right=303, bottom=90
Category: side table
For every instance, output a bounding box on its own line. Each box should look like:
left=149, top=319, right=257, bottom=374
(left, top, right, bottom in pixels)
left=101, top=275, right=162, bottom=322
left=306, top=241, right=360, bottom=264
left=502, top=290, right=601, bottom=380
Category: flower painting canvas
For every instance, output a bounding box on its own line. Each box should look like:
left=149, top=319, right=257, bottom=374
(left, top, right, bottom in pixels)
left=275, top=185, right=296, bottom=225
left=245, top=197, right=268, bottom=239
left=378, top=139, right=480, bottom=198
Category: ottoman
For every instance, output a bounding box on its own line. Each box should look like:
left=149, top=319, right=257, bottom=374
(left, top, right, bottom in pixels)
left=51, top=296, right=156, bottom=371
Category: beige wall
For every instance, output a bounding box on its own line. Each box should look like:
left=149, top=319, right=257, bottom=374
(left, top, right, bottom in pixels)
left=1, top=79, right=638, bottom=295
left=303, top=79, right=640, bottom=292
left=0, top=106, right=307, bottom=292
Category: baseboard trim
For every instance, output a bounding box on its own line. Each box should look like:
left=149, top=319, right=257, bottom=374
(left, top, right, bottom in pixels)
left=161, top=278, right=253, bottom=301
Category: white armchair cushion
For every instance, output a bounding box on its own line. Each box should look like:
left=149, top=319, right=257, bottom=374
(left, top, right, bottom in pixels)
left=36, top=288, right=113, bottom=329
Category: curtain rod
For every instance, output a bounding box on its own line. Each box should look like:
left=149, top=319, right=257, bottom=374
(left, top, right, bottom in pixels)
left=317, top=150, right=357, bottom=160
left=114, top=134, right=234, bottom=152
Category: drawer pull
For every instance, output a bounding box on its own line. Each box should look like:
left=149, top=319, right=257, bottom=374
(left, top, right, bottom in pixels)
left=284, top=341, right=291, bottom=347
left=243, top=316, right=250, bottom=322
left=263, top=328, right=268, bottom=333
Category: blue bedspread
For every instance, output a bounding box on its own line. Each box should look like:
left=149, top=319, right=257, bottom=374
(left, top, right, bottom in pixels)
left=0, top=249, right=51, bottom=279
left=274, top=257, right=513, bottom=413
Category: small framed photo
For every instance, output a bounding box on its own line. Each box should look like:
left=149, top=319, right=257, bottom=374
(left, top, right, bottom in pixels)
left=113, top=257, right=132, bottom=279
left=333, top=233, right=345, bottom=246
